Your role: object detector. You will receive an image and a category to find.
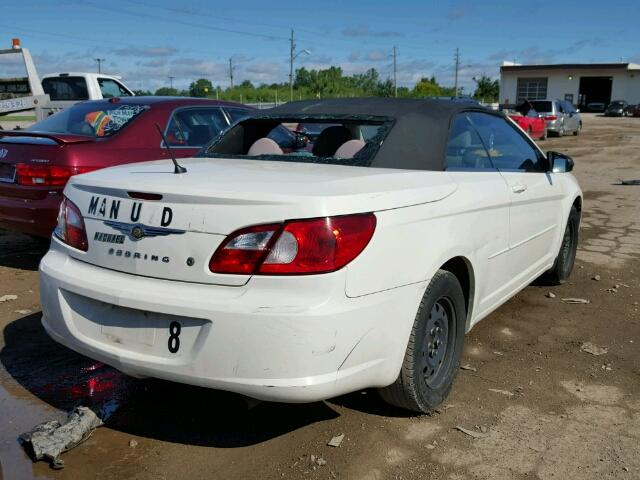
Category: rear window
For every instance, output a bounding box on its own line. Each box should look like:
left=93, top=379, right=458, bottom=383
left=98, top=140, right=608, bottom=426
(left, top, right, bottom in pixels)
left=42, top=77, right=89, bottom=101
left=201, top=117, right=391, bottom=167
left=529, top=101, right=552, bottom=113
left=28, top=102, right=149, bottom=137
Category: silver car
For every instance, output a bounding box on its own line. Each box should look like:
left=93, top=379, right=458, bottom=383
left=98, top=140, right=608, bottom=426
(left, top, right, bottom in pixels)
left=529, top=99, right=582, bottom=136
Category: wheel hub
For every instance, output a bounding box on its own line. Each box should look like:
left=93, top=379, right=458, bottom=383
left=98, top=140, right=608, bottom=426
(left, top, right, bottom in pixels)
left=422, top=299, right=451, bottom=385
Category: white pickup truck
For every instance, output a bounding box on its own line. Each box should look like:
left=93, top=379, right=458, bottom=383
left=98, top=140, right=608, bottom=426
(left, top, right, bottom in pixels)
left=0, top=39, right=134, bottom=124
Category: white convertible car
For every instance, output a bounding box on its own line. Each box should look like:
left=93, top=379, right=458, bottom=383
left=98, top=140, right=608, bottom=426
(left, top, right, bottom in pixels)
left=39, top=99, right=582, bottom=413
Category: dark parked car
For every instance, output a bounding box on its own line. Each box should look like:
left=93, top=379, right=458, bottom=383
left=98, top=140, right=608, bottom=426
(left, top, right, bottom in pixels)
left=0, top=97, right=251, bottom=237
left=604, top=100, right=630, bottom=117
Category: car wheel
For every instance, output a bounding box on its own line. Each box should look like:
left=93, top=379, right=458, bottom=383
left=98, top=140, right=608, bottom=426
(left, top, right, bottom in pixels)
left=378, top=270, right=466, bottom=413
left=540, top=126, right=548, bottom=140
left=541, top=206, right=580, bottom=285
left=559, top=123, right=566, bottom=136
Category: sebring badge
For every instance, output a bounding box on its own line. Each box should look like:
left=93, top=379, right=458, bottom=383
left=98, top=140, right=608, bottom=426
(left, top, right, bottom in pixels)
left=103, top=220, right=185, bottom=242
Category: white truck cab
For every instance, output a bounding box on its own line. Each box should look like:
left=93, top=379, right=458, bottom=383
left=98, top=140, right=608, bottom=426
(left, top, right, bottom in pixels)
left=40, top=72, right=134, bottom=112
left=1, top=39, right=134, bottom=124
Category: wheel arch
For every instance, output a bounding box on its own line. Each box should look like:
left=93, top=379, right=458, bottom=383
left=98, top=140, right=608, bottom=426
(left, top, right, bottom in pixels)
left=439, top=256, right=475, bottom=332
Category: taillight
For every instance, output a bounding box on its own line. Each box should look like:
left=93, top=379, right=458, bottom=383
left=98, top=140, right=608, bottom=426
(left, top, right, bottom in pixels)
left=210, top=213, right=376, bottom=275
left=54, top=197, right=88, bottom=251
left=15, top=164, right=98, bottom=186
left=543, top=115, right=557, bottom=121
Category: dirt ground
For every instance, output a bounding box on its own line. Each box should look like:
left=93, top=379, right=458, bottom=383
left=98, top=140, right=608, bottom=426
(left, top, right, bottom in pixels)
left=0, top=114, right=638, bottom=480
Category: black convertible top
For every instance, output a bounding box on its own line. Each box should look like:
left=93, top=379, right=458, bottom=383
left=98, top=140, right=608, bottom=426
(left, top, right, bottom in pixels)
left=257, top=98, right=497, bottom=171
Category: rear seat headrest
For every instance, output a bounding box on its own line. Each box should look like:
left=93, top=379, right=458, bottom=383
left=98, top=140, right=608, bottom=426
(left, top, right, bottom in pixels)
left=334, top=139, right=366, bottom=159
left=247, top=137, right=283, bottom=156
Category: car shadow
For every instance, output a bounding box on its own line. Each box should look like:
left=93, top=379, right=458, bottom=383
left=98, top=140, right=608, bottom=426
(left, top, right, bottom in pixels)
left=0, top=229, right=49, bottom=271
left=0, top=313, right=340, bottom=448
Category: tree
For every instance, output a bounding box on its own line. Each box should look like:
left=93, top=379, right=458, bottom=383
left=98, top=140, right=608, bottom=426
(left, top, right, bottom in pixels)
left=473, top=75, right=499, bottom=102
left=154, top=87, right=179, bottom=96
left=133, top=89, right=153, bottom=96
left=189, top=78, right=213, bottom=97
left=414, top=77, right=441, bottom=97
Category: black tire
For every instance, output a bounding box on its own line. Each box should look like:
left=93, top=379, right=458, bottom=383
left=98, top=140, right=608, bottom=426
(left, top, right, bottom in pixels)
left=541, top=206, right=580, bottom=284
left=378, top=270, right=466, bottom=413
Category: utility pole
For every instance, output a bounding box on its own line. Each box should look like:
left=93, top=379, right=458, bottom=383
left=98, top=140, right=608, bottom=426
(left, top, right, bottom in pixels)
left=229, top=57, right=234, bottom=89
left=392, top=46, right=397, bottom=97
left=168, top=76, right=175, bottom=89
left=289, top=28, right=295, bottom=101
left=94, top=58, right=105, bottom=74
left=454, top=48, right=460, bottom=97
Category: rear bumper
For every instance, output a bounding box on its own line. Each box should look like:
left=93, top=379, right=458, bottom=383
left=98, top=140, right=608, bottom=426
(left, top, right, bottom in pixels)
left=39, top=239, right=424, bottom=403
left=545, top=119, right=562, bottom=132
left=0, top=190, right=61, bottom=237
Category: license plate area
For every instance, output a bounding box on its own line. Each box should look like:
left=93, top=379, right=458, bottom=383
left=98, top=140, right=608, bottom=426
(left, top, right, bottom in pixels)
left=61, top=289, right=209, bottom=360
left=0, top=163, right=16, bottom=183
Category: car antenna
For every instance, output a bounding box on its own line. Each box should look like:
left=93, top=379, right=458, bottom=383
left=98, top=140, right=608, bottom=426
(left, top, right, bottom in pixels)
left=154, top=123, right=187, bottom=174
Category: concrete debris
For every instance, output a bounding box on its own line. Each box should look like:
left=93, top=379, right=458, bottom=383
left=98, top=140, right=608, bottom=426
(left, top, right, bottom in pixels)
left=455, top=426, right=487, bottom=439
left=0, top=294, right=18, bottom=303
left=546, top=292, right=556, bottom=298
left=19, top=407, right=104, bottom=469
left=14, top=309, right=32, bottom=314
left=580, top=342, right=608, bottom=356
left=489, top=388, right=515, bottom=397
left=129, top=439, right=138, bottom=448
left=592, top=275, right=601, bottom=281
left=561, top=298, right=590, bottom=304
left=310, top=455, right=327, bottom=467
left=327, top=434, right=344, bottom=447
left=460, top=364, right=477, bottom=372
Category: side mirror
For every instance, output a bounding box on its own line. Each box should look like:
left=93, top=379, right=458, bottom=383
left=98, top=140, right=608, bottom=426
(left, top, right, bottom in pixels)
left=548, top=151, right=574, bottom=173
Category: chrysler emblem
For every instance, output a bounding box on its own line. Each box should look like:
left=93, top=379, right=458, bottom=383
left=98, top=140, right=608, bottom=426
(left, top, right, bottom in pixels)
left=131, top=226, right=145, bottom=239
left=0, top=148, right=7, bottom=159
left=103, top=220, right=185, bottom=242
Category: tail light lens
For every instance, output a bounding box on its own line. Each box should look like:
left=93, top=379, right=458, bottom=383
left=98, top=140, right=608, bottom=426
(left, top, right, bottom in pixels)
left=15, top=164, right=98, bottom=186
left=210, top=213, right=376, bottom=275
left=54, top=197, right=88, bottom=251
left=543, top=115, right=557, bottom=121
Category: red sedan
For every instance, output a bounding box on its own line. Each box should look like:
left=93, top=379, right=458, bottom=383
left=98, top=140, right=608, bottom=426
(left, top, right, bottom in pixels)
left=507, top=109, right=547, bottom=140
left=0, top=97, right=251, bottom=237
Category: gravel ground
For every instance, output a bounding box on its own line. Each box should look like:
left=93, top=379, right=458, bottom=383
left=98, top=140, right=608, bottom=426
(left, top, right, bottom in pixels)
left=0, top=114, right=638, bottom=479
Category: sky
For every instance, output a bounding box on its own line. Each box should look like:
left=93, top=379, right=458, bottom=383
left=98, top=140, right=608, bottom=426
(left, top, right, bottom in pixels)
left=1, top=0, right=639, bottom=94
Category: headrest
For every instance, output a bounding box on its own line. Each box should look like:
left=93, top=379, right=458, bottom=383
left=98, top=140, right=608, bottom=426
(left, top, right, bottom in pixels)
left=247, top=137, right=283, bottom=156
left=334, top=139, right=366, bottom=159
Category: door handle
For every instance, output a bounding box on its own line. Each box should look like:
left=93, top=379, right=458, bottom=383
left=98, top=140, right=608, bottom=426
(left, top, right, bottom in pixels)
left=511, top=184, right=527, bottom=193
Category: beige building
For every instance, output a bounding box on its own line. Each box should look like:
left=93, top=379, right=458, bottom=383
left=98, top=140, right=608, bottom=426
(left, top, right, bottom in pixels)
left=499, top=62, right=640, bottom=110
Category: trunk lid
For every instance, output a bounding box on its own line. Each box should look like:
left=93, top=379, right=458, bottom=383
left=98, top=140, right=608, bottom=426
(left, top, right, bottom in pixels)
left=64, top=157, right=456, bottom=285
left=0, top=132, right=93, bottom=199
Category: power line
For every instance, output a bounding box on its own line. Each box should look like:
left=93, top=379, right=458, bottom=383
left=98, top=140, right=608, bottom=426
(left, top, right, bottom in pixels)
left=80, top=1, right=290, bottom=42
left=168, top=76, right=175, bottom=89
